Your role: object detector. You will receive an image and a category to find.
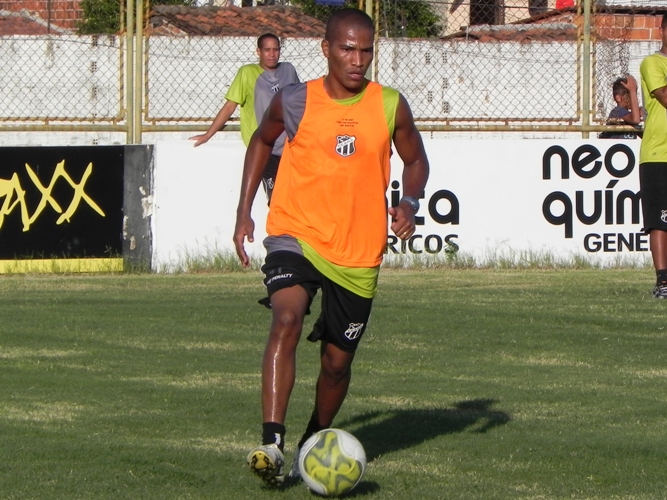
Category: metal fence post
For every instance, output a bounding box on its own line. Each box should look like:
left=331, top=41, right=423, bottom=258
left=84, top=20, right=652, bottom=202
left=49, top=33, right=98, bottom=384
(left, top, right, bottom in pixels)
left=126, top=0, right=135, bottom=144
left=134, top=0, right=144, bottom=144
left=582, top=0, right=592, bottom=139
left=366, top=0, right=375, bottom=81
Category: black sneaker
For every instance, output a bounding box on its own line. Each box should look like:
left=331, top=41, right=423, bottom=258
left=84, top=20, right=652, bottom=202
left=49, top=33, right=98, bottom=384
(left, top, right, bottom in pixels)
left=653, top=282, right=667, bottom=299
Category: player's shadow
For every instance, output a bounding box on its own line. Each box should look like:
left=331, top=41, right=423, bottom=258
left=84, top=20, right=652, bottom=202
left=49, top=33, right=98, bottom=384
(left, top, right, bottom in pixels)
left=322, top=399, right=510, bottom=497
left=339, top=398, right=511, bottom=462
left=289, top=399, right=510, bottom=497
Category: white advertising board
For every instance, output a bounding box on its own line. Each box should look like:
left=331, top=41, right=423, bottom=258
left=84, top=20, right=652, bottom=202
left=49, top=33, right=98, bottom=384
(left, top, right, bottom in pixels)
left=153, top=140, right=269, bottom=271
left=153, top=139, right=647, bottom=271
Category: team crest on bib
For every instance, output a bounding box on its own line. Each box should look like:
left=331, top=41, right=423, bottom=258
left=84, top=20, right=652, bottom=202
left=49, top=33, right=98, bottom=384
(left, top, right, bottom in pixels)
left=335, top=135, right=356, bottom=157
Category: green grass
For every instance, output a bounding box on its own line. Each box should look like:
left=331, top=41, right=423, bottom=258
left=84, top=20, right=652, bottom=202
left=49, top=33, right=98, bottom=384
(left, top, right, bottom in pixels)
left=1, top=269, right=667, bottom=499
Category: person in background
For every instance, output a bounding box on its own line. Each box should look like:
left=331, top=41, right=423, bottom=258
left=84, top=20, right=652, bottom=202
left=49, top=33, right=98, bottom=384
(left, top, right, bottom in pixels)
left=190, top=33, right=299, bottom=202
left=599, top=75, right=645, bottom=139
left=639, top=14, right=667, bottom=298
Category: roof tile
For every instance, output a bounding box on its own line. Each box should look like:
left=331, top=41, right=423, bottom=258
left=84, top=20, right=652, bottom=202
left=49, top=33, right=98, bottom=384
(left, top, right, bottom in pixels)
left=0, top=9, right=72, bottom=35
left=148, top=5, right=325, bottom=38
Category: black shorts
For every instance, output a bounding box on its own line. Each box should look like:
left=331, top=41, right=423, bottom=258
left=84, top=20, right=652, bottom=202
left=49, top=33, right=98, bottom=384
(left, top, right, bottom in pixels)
left=260, top=251, right=373, bottom=352
left=639, top=163, right=667, bottom=232
left=260, top=154, right=281, bottom=204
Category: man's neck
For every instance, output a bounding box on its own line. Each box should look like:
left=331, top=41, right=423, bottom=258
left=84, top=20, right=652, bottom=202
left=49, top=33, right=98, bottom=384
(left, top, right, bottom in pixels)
left=323, top=76, right=367, bottom=101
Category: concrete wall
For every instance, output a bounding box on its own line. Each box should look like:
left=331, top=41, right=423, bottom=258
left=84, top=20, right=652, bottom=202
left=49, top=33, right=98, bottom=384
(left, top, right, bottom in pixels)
left=123, top=145, right=153, bottom=269
left=0, top=35, right=121, bottom=120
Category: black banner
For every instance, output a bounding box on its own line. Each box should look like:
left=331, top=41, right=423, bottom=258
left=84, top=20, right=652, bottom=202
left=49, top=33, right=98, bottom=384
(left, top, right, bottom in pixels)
left=0, top=146, right=124, bottom=259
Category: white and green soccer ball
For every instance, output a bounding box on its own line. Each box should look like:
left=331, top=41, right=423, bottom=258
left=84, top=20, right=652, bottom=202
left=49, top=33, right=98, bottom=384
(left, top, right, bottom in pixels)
left=298, top=428, right=366, bottom=497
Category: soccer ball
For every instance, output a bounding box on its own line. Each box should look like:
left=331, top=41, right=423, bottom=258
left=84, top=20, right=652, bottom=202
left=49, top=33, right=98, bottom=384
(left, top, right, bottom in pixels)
left=298, top=428, right=366, bottom=497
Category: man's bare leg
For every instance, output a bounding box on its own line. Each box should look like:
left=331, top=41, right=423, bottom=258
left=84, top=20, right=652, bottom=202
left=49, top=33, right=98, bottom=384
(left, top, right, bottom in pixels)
left=247, top=284, right=309, bottom=485
left=262, top=285, right=310, bottom=424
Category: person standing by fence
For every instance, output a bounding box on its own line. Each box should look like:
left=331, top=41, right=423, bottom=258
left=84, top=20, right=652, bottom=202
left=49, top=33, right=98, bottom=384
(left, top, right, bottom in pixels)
left=599, top=75, right=645, bottom=139
left=190, top=33, right=299, bottom=202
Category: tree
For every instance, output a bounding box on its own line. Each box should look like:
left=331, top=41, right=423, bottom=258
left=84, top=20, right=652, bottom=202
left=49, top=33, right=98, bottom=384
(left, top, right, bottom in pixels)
left=380, top=0, right=443, bottom=38
left=78, top=0, right=196, bottom=35
left=288, top=0, right=443, bottom=38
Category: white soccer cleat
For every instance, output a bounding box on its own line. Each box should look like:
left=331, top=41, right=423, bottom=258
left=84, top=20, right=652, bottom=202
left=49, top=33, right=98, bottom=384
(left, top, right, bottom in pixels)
left=246, top=444, right=285, bottom=487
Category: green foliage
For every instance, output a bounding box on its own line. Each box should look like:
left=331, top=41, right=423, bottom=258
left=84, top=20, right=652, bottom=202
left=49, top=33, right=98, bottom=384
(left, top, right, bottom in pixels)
left=289, top=0, right=443, bottom=38
left=78, top=0, right=196, bottom=35
left=77, top=0, right=119, bottom=34
left=284, top=0, right=352, bottom=25
left=378, top=0, right=443, bottom=38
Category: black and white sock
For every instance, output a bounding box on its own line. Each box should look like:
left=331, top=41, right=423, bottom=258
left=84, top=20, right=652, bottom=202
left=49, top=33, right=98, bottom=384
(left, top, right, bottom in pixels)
left=262, top=422, right=286, bottom=452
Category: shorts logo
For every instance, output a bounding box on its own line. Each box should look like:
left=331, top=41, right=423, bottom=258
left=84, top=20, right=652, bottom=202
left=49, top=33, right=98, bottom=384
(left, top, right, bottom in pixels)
left=662, top=210, right=667, bottom=223
left=335, top=135, right=356, bottom=157
left=266, top=272, right=293, bottom=285
left=344, top=322, right=364, bottom=340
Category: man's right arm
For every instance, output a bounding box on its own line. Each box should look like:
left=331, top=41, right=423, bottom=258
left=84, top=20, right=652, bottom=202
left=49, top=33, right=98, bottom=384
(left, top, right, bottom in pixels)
left=233, top=89, right=287, bottom=266
left=189, top=99, right=239, bottom=147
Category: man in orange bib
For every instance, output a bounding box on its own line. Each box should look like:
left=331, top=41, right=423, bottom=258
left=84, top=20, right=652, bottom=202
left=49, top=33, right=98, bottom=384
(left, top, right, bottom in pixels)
left=233, top=8, right=430, bottom=487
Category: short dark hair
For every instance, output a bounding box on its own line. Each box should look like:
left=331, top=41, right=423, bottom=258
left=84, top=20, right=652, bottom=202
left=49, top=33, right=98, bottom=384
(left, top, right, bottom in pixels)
left=257, top=33, right=280, bottom=49
left=662, top=14, right=667, bottom=30
left=325, top=8, right=374, bottom=42
left=612, top=77, right=628, bottom=97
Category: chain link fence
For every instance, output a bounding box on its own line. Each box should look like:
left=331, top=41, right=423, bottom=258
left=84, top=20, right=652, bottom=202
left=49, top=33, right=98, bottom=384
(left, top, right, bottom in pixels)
left=593, top=1, right=663, bottom=126
left=0, top=0, right=665, bottom=139
left=0, top=0, right=124, bottom=125
left=0, top=34, right=124, bottom=122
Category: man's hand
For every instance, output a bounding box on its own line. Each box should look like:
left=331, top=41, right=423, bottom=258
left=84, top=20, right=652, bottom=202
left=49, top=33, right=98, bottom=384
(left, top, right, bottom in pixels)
left=189, top=133, right=212, bottom=147
left=621, top=75, right=638, bottom=94
left=389, top=204, right=416, bottom=240
left=233, top=214, right=255, bottom=267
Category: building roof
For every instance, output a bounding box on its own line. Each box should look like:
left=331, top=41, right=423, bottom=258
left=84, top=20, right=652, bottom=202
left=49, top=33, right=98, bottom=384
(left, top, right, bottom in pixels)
left=458, top=22, right=578, bottom=43
left=0, top=9, right=72, bottom=35
left=148, top=5, right=326, bottom=38
left=444, top=4, right=666, bottom=42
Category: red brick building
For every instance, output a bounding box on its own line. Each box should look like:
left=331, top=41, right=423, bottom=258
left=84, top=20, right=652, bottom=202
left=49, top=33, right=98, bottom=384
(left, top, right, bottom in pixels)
left=0, top=0, right=82, bottom=31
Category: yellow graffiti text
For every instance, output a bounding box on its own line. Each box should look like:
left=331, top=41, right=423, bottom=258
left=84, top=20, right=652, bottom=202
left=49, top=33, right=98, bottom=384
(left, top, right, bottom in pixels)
left=0, top=160, right=105, bottom=231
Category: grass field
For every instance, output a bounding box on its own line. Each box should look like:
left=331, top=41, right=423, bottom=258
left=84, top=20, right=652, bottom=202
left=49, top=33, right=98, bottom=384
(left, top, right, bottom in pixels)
left=2, top=268, right=667, bottom=499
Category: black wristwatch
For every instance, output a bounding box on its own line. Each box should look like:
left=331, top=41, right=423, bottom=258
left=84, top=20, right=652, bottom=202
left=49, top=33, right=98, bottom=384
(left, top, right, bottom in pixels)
left=400, top=196, right=420, bottom=212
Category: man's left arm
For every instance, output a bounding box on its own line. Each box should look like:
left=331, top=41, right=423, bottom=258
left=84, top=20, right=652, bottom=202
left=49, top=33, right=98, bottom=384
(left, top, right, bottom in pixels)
left=389, top=93, right=430, bottom=240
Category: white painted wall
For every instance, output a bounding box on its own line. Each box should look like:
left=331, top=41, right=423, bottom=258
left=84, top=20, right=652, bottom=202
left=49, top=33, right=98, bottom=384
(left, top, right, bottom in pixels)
left=152, top=138, right=648, bottom=271
left=0, top=35, right=120, bottom=120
